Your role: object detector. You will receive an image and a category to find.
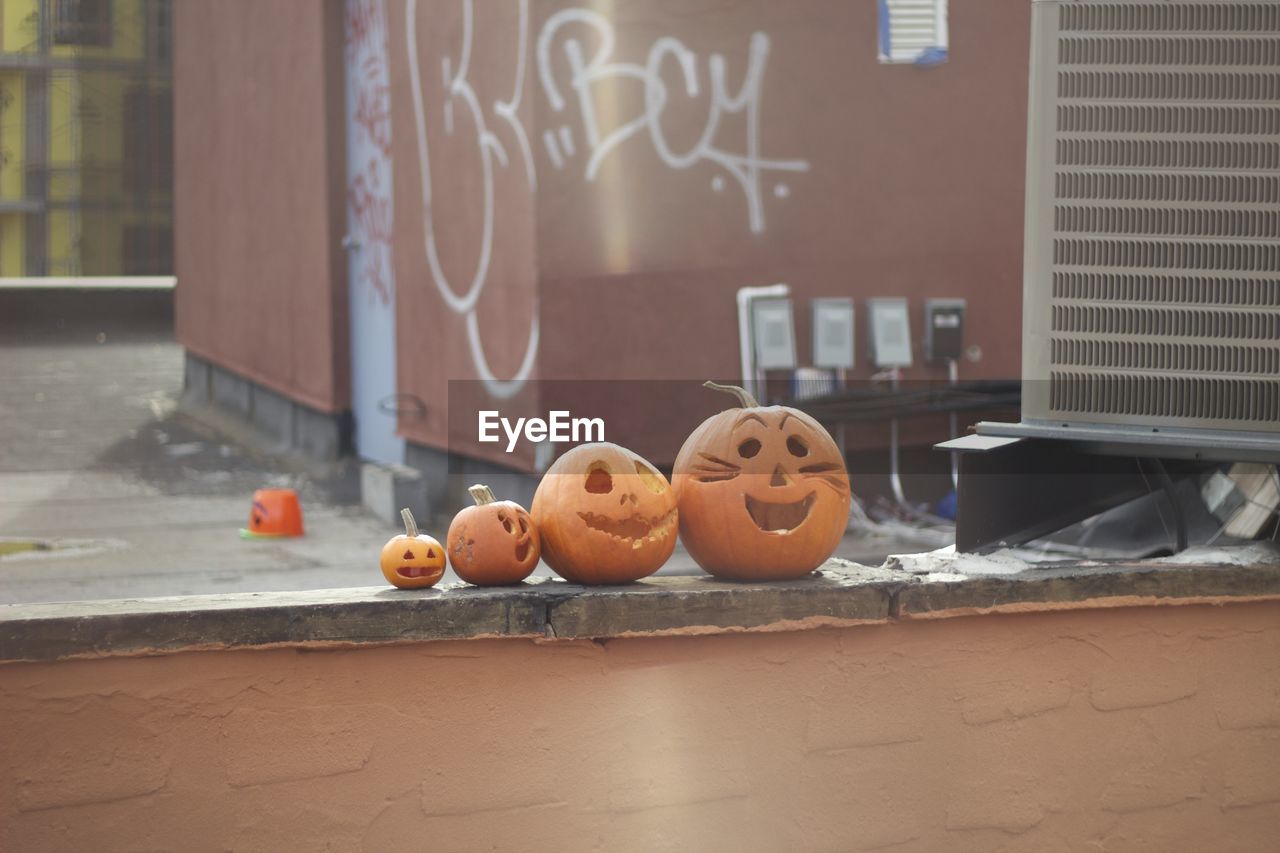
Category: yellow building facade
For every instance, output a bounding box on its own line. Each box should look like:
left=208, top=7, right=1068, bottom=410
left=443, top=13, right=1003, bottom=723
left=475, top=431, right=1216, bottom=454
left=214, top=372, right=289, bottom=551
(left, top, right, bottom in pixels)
left=0, top=0, right=171, bottom=276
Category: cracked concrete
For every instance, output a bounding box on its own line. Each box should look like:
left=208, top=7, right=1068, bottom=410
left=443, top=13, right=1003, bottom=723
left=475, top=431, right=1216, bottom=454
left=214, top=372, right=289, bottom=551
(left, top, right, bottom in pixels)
left=2, top=554, right=1279, bottom=662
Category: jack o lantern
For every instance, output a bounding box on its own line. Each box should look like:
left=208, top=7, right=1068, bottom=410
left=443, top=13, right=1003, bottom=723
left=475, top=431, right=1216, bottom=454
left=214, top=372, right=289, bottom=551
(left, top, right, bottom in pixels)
left=531, top=443, right=677, bottom=584
left=447, top=484, right=540, bottom=586
left=380, top=508, right=447, bottom=589
left=672, top=382, right=851, bottom=580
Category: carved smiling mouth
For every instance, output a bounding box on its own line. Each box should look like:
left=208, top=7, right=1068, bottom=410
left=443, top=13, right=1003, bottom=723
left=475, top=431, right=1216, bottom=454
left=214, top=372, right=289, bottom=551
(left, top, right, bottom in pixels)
left=578, top=508, right=677, bottom=549
left=515, top=540, right=531, bottom=562
left=744, top=492, right=815, bottom=533
left=396, top=565, right=439, bottom=579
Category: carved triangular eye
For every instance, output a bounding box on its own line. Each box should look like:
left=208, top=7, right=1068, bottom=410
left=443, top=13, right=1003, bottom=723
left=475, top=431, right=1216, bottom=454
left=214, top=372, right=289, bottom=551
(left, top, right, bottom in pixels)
left=427, top=548, right=436, bottom=558
left=402, top=548, right=415, bottom=560
left=634, top=460, right=667, bottom=495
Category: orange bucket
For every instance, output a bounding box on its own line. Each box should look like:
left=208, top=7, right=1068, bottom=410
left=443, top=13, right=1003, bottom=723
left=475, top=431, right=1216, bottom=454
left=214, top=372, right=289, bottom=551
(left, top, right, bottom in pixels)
left=239, top=488, right=305, bottom=538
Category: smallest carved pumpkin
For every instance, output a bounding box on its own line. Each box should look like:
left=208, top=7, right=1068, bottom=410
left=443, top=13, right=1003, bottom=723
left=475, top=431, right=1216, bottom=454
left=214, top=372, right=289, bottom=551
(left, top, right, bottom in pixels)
left=447, top=484, right=541, bottom=586
left=380, top=508, right=446, bottom=589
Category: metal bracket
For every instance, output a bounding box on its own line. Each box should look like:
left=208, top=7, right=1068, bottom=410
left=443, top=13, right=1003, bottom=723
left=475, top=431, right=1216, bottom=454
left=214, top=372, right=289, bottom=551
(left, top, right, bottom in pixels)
left=938, top=434, right=1209, bottom=553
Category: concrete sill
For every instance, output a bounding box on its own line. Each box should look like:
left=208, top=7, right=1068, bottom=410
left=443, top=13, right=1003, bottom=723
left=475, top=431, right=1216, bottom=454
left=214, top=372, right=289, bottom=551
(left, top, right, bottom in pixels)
left=2, top=555, right=1279, bottom=663
left=0, top=276, right=176, bottom=290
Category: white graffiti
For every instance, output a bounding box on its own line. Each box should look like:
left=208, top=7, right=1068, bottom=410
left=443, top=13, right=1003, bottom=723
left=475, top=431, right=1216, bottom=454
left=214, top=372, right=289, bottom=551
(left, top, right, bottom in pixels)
left=536, top=9, right=809, bottom=234
left=405, top=0, right=807, bottom=396
left=406, top=0, right=538, bottom=399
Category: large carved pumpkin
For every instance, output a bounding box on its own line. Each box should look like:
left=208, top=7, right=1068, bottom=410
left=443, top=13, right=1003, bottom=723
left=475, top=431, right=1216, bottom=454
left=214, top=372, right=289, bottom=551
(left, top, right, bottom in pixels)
left=447, top=484, right=540, bottom=586
left=531, top=442, right=677, bottom=584
left=672, top=382, right=851, bottom=580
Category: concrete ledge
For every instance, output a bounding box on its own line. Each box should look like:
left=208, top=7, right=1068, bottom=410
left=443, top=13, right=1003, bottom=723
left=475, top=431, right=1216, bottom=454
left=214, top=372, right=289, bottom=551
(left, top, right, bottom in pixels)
left=3, top=555, right=1279, bottom=663
left=898, top=561, right=1280, bottom=619
left=0, top=276, right=175, bottom=290
left=545, top=563, right=900, bottom=639
left=0, top=586, right=557, bottom=662
left=0, top=287, right=172, bottom=340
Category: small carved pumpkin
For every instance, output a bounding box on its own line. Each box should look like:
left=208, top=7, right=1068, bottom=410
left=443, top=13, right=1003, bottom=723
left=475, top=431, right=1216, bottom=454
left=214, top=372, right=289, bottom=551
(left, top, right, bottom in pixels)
left=531, top=442, right=677, bottom=585
left=672, top=382, right=851, bottom=580
left=380, top=508, right=447, bottom=589
left=447, top=484, right=540, bottom=586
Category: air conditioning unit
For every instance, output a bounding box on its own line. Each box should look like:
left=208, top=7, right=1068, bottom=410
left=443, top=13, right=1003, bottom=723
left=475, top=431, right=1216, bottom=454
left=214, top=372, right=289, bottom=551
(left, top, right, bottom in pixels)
left=980, top=0, right=1280, bottom=461
left=944, top=0, right=1279, bottom=551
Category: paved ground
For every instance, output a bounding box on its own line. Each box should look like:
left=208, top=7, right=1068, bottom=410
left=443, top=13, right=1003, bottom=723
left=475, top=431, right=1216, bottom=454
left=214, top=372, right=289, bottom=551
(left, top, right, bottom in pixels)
left=0, top=307, right=394, bottom=604
left=0, top=293, right=944, bottom=605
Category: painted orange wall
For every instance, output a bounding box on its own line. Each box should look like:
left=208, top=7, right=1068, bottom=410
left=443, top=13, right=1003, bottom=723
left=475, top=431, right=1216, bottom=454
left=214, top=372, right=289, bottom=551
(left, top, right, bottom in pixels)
left=3, top=602, right=1278, bottom=851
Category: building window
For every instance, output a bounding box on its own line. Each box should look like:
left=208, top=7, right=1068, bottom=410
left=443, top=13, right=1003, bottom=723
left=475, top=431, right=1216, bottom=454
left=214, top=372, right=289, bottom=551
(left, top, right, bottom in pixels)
left=146, top=0, right=172, bottom=65
left=122, top=224, right=173, bottom=275
left=53, top=0, right=113, bottom=48
left=123, top=87, right=173, bottom=197
left=878, top=0, right=948, bottom=65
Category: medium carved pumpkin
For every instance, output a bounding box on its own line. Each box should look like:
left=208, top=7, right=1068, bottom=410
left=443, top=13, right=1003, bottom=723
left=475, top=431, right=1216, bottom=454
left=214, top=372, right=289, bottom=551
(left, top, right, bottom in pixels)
left=447, top=484, right=540, bottom=586
left=531, top=442, right=677, bottom=584
left=380, top=508, right=447, bottom=589
left=672, top=382, right=851, bottom=580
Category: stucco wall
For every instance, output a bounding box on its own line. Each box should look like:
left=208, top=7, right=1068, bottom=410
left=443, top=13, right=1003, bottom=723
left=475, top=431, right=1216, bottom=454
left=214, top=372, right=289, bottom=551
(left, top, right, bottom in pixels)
left=3, top=601, right=1278, bottom=851
left=174, top=0, right=350, bottom=413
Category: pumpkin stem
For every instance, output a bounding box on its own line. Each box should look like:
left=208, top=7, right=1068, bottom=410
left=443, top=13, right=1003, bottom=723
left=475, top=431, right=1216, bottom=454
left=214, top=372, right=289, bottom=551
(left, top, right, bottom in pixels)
left=703, top=380, right=759, bottom=409
left=468, top=484, right=497, bottom=506
left=399, top=507, right=420, bottom=538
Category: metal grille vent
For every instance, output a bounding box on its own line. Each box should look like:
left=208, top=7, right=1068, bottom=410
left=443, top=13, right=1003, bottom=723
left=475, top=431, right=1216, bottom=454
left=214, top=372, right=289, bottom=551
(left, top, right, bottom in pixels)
left=1058, top=70, right=1280, bottom=101
left=1053, top=273, right=1280, bottom=307
left=1055, top=206, right=1279, bottom=238
left=1055, top=173, right=1280, bottom=204
left=1052, top=305, right=1280, bottom=340
left=1026, top=0, right=1280, bottom=434
left=1053, top=238, right=1278, bottom=270
left=1059, top=103, right=1280, bottom=134
left=1059, top=3, right=1280, bottom=30
left=1052, top=339, right=1280, bottom=375
left=1056, top=139, right=1280, bottom=169
left=1049, top=373, right=1279, bottom=422
left=1059, top=35, right=1280, bottom=65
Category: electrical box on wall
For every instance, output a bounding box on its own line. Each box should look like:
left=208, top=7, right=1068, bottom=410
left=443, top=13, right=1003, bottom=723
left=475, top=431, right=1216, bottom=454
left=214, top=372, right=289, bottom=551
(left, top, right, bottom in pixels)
left=924, top=298, right=965, bottom=362
left=867, top=298, right=913, bottom=368
left=812, top=298, right=855, bottom=370
left=751, top=297, right=797, bottom=370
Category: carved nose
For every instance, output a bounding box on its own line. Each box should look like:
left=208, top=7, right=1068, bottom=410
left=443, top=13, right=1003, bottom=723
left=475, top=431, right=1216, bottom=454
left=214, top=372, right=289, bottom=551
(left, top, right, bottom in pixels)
left=770, top=465, right=790, bottom=487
